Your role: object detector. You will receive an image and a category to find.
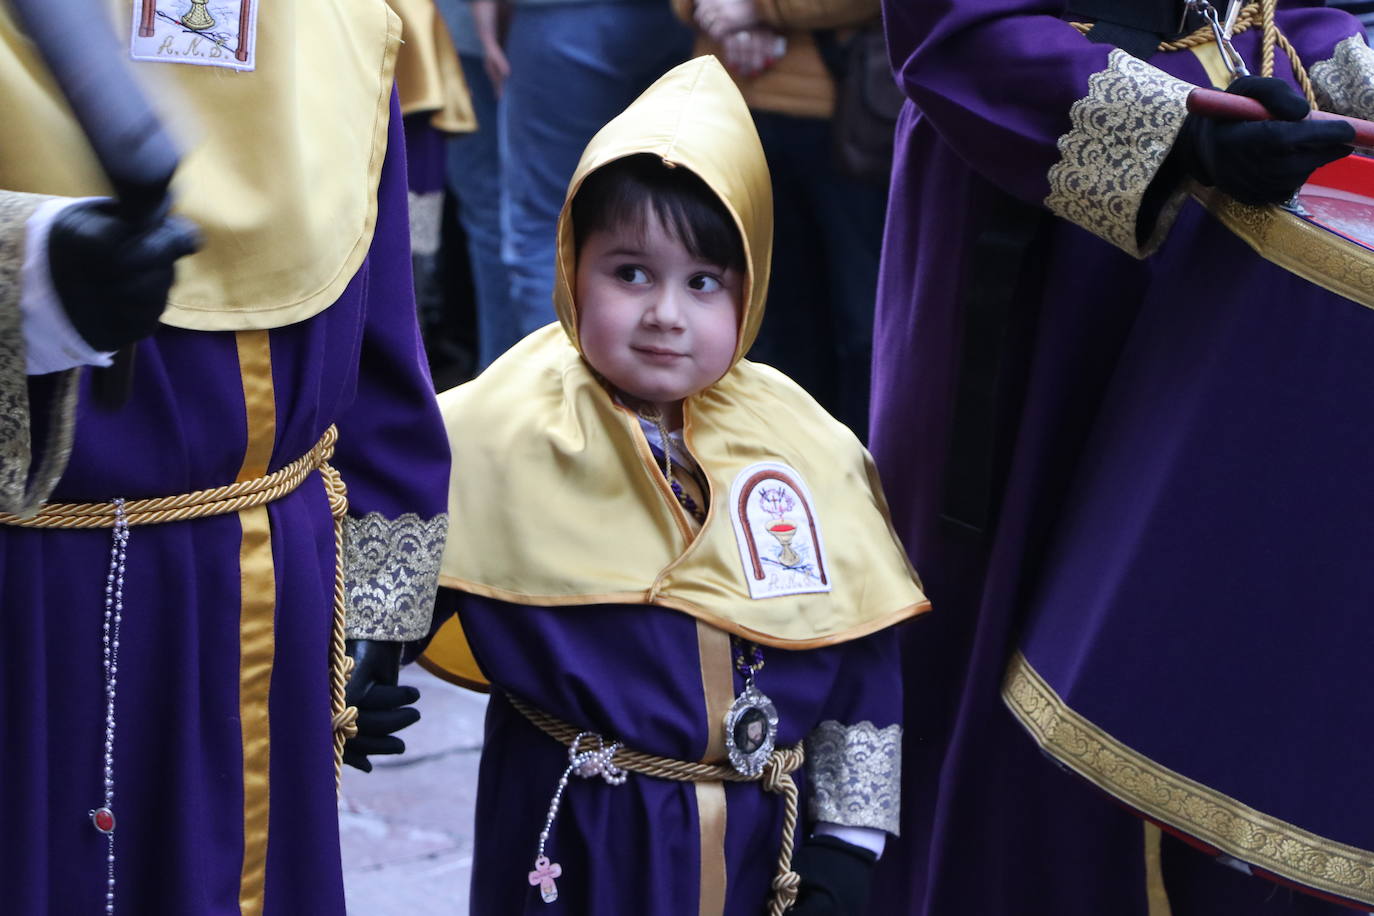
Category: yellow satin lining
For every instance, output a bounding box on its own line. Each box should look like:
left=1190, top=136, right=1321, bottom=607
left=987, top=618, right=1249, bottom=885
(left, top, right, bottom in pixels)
left=234, top=331, right=277, bottom=915
left=1191, top=41, right=1237, bottom=90
left=1144, top=822, right=1174, bottom=916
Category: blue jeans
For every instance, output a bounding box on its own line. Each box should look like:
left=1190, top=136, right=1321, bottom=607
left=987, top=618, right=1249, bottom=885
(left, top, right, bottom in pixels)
left=499, top=2, right=692, bottom=336
left=447, top=54, right=515, bottom=370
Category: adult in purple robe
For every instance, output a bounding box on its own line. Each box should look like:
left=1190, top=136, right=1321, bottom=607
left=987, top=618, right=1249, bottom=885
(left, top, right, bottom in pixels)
left=870, top=2, right=1374, bottom=913
left=0, top=2, right=450, bottom=911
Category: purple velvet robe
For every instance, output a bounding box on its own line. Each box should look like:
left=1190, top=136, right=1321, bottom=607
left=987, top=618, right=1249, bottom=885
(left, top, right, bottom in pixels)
left=452, top=593, right=903, bottom=915
left=870, top=3, right=1373, bottom=914
left=0, top=97, right=449, bottom=913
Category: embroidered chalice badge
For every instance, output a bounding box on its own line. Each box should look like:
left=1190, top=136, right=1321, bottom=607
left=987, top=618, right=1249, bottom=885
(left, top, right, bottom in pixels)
left=728, top=462, right=831, bottom=601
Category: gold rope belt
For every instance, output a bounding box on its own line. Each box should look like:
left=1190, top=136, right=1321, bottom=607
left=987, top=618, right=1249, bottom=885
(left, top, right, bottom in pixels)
left=0, top=424, right=360, bottom=785
left=508, top=692, right=806, bottom=916
left=1070, top=1, right=1317, bottom=106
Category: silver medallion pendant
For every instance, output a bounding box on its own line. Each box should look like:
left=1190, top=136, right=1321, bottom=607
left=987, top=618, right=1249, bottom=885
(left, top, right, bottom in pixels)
left=723, top=681, right=779, bottom=777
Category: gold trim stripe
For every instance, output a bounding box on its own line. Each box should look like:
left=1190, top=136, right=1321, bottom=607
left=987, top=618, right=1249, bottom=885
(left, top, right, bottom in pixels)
left=695, top=782, right=728, bottom=916
left=1195, top=185, right=1374, bottom=314
left=1003, top=651, right=1374, bottom=906
left=235, top=330, right=277, bottom=916
left=694, top=620, right=733, bottom=915
left=1144, top=822, right=1173, bottom=916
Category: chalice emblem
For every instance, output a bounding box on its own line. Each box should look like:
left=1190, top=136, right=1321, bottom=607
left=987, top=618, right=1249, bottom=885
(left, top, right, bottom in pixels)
left=759, top=487, right=800, bottom=567
left=181, top=0, right=216, bottom=30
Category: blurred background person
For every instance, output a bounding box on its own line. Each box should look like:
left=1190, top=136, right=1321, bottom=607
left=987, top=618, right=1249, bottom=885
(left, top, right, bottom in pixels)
left=389, top=0, right=481, bottom=385
left=436, top=0, right=515, bottom=374
left=470, top=0, right=693, bottom=345
left=675, top=0, right=899, bottom=441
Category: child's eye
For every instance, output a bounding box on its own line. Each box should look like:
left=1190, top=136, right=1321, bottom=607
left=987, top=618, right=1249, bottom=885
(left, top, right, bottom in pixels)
left=688, top=273, right=723, bottom=293
left=615, top=265, right=650, bottom=284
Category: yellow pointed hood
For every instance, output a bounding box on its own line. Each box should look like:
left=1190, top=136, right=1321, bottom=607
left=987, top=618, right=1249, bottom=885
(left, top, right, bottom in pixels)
left=425, top=58, right=927, bottom=687
left=552, top=55, right=772, bottom=362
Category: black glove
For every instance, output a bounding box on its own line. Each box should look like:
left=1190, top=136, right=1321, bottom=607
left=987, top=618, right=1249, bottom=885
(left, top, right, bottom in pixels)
left=1173, top=76, right=1355, bottom=206
left=47, top=199, right=200, bottom=353
left=343, top=639, right=421, bottom=773
left=788, top=835, right=879, bottom=915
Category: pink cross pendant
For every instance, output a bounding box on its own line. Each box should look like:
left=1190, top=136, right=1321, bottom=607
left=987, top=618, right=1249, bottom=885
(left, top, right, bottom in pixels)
left=528, top=855, right=562, bottom=903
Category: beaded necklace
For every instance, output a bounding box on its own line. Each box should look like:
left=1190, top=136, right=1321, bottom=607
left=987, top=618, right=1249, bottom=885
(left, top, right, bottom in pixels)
left=641, top=407, right=706, bottom=524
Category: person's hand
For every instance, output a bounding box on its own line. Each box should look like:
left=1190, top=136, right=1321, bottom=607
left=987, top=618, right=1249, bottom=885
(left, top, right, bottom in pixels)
left=720, top=28, right=783, bottom=79
left=343, top=639, right=421, bottom=773
left=694, top=0, right=759, bottom=42
left=48, top=199, right=199, bottom=353
left=471, top=0, right=510, bottom=97
left=788, top=835, right=878, bottom=915
left=1173, top=76, right=1354, bottom=206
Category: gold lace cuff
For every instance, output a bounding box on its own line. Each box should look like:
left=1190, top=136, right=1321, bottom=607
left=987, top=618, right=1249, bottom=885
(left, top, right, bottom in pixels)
left=0, top=190, right=78, bottom=517
left=1045, top=49, right=1193, bottom=258
left=344, top=511, right=447, bottom=641
left=1312, top=35, right=1374, bottom=121
left=805, top=719, right=902, bottom=835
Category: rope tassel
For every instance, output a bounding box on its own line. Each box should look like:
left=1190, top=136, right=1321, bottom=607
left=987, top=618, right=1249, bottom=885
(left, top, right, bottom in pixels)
left=509, top=693, right=806, bottom=914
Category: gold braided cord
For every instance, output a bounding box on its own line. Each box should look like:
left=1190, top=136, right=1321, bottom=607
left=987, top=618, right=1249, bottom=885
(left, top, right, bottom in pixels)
left=508, top=693, right=805, bottom=915
left=1069, top=5, right=1259, bottom=50
left=0, top=426, right=340, bottom=528
left=324, top=460, right=358, bottom=788
left=0, top=425, right=361, bottom=786
left=1261, top=0, right=1279, bottom=80
left=1271, top=19, right=1317, bottom=105
left=1070, top=3, right=1317, bottom=105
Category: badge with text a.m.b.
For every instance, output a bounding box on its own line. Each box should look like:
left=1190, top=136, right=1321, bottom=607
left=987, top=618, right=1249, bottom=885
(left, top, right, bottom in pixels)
left=130, top=0, right=258, bottom=71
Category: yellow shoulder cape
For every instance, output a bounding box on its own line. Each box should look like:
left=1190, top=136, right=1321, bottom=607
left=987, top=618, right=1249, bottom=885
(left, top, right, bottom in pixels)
left=425, top=57, right=928, bottom=687
left=0, top=0, right=399, bottom=331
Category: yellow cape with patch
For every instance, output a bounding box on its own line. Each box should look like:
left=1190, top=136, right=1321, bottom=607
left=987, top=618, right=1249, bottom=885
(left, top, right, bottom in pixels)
left=425, top=57, right=928, bottom=687
left=0, top=0, right=399, bottom=331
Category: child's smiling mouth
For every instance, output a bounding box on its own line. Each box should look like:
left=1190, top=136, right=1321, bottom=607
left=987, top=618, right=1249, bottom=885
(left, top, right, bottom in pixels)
left=632, top=345, right=688, bottom=362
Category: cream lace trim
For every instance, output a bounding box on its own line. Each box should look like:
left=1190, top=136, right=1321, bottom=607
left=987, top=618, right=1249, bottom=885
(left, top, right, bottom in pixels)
left=344, top=510, right=448, bottom=641
left=1312, top=35, right=1374, bottom=122
left=805, top=719, right=902, bottom=835
left=407, top=189, right=444, bottom=258
left=0, top=191, right=78, bottom=517
left=1045, top=49, right=1193, bottom=258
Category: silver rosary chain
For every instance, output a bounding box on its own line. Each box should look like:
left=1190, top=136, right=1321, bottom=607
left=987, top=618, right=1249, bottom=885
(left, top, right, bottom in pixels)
left=535, top=732, right=626, bottom=865
left=92, top=498, right=128, bottom=915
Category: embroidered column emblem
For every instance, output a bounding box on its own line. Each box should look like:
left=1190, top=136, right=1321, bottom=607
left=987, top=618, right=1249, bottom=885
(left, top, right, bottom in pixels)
left=728, top=462, right=831, bottom=599
left=130, top=0, right=259, bottom=71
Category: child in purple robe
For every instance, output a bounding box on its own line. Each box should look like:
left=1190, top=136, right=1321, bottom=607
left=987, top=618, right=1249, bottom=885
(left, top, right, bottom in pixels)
left=426, top=56, right=929, bottom=915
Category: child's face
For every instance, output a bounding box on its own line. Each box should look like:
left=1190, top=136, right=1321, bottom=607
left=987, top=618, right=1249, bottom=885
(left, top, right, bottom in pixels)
left=576, top=209, right=742, bottom=417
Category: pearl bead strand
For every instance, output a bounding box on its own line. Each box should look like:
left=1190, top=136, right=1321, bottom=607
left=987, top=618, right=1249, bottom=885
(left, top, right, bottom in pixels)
left=90, top=498, right=128, bottom=915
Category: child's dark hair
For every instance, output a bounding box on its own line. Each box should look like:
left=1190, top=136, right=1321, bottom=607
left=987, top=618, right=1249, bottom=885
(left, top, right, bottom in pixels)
left=572, top=154, right=745, bottom=273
